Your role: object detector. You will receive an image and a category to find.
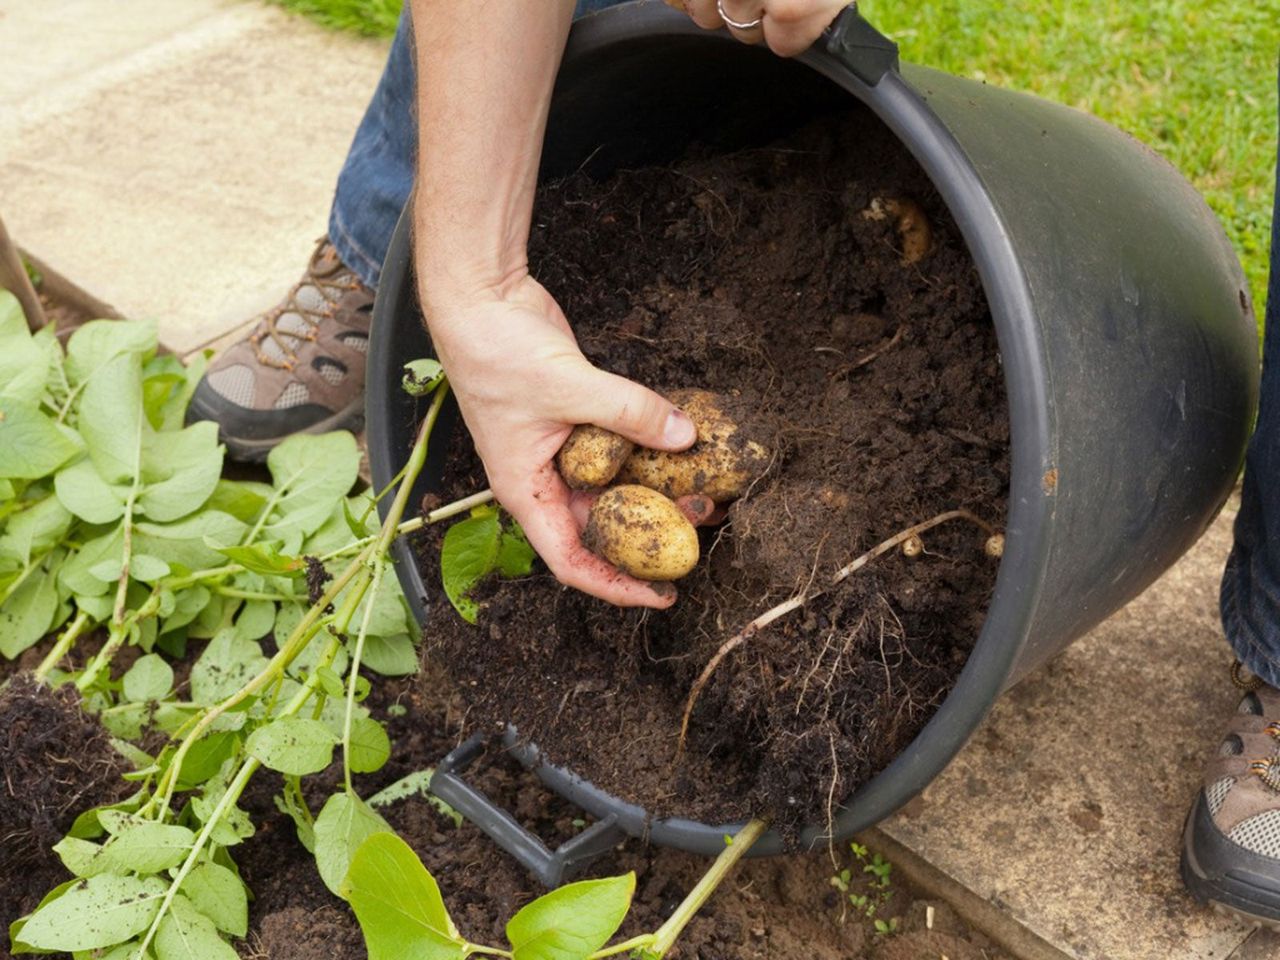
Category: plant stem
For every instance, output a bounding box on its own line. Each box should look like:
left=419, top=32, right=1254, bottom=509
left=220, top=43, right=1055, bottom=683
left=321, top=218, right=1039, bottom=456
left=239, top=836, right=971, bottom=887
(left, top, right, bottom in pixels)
left=464, top=946, right=514, bottom=959
left=589, top=934, right=657, bottom=958
left=137, top=631, right=342, bottom=960
left=343, top=558, right=385, bottom=793
left=33, top=610, right=89, bottom=681
left=149, top=550, right=370, bottom=817
left=316, top=487, right=492, bottom=564
left=645, top=819, right=767, bottom=958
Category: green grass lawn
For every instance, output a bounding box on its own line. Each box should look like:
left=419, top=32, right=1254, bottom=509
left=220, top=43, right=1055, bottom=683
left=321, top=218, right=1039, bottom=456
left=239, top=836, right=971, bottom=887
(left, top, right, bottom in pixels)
left=274, top=0, right=1276, bottom=326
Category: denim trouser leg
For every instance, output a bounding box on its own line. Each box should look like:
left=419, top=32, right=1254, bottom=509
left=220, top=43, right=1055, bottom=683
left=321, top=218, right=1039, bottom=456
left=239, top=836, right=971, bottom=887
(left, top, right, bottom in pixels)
left=327, top=0, right=629, bottom=289
left=1220, top=70, right=1280, bottom=685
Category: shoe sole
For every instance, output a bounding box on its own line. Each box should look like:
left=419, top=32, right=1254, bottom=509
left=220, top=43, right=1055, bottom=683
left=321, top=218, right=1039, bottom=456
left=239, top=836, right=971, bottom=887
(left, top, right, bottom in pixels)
left=186, top=392, right=365, bottom=465
left=1181, top=790, right=1280, bottom=929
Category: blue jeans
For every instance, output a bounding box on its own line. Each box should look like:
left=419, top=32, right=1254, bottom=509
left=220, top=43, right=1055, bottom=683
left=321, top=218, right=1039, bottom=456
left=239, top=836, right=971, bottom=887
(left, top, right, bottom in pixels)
left=328, top=1, right=626, bottom=287
left=1221, top=72, right=1280, bottom=686
left=332, top=10, right=1280, bottom=681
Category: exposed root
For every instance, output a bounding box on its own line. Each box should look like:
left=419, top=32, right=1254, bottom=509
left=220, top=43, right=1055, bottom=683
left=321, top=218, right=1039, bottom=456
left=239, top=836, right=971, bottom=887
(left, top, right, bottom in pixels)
left=676, top=508, right=998, bottom=759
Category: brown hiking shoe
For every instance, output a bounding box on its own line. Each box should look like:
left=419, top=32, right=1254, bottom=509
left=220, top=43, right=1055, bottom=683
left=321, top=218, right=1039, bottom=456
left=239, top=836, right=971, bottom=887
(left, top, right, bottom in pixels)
left=187, top=238, right=374, bottom=461
left=1182, top=665, right=1280, bottom=927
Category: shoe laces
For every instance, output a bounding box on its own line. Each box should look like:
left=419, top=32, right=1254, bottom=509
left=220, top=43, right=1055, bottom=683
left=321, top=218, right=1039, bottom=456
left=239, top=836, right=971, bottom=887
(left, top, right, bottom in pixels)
left=250, top=255, right=363, bottom=371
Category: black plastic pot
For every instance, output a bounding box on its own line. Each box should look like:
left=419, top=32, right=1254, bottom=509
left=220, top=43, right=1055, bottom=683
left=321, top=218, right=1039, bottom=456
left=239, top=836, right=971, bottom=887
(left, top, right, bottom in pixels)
left=367, top=2, right=1259, bottom=884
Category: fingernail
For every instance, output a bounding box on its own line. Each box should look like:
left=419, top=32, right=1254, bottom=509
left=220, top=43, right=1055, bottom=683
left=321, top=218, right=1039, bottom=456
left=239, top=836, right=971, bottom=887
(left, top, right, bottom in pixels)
left=664, top=409, right=697, bottom=447
left=649, top=581, right=677, bottom=601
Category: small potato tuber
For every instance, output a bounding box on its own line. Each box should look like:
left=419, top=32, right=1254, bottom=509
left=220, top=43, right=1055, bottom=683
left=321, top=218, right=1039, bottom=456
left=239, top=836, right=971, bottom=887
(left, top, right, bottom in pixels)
left=618, top=389, right=770, bottom=503
left=584, top=485, right=700, bottom=581
left=862, top=196, right=933, bottom=265
left=556, top=425, right=635, bottom=490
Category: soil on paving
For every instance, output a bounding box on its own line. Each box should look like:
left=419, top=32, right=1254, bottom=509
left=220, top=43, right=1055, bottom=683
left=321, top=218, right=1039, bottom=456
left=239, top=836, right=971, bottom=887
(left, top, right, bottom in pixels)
left=415, top=104, right=1010, bottom=837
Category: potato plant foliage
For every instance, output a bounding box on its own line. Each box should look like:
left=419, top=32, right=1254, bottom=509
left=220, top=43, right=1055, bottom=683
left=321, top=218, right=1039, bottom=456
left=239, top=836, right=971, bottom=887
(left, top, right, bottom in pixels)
left=0, top=292, right=758, bottom=960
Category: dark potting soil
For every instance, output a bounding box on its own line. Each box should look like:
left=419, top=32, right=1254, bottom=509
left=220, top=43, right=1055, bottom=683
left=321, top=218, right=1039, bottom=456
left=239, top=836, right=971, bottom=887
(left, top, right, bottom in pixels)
left=413, top=105, right=1010, bottom=836
left=0, top=674, right=131, bottom=930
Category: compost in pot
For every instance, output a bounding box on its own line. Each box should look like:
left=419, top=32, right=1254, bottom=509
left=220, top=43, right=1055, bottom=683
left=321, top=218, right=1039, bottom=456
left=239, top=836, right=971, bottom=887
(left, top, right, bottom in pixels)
left=415, top=102, right=1009, bottom=837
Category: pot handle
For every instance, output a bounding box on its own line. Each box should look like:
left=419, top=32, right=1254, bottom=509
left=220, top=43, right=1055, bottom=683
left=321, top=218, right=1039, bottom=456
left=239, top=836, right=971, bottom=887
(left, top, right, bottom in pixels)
left=822, top=3, right=900, bottom=86
left=430, top=732, right=629, bottom=888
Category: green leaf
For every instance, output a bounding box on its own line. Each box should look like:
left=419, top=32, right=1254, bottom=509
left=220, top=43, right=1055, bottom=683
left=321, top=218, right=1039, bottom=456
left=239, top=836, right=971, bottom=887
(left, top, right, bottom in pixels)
left=122, top=653, right=174, bottom=702
left=79, top=352, right=145, bottom=484
left=190, top=629, right=268, bottom=706
left=173, top=731, right=239, bottom=791
left=440, top=506, right=532, bottom=624
left=130, top=554, right=171, bottom=583
left=246, top=718, right=338, bottom=776
left=95, top=812, right=195, bottom=873
left=137, top=420, right=222, bottom=522
left=360, top=633, right=419, bottom=676
left=0, top=398, right=79, bottom=479
left=261, top=432, right=361, bottom=543
left=142, top=351, right=207, bottom=433
left=0, top=495, right=73, bottom=565
left=190, top=771, right=255, bottom=847
left=212, top=542, right=304, bottom=577
left=53, top=836, right=106, bottom=878
left=1, top=559, right=60, bottom=657
left=180, top=863, right=247, bottom=938
left=134, top=512, right=247, bottom=572
left=9, top=878, right=78, bottom=954
left=0, top=292, right=49, bottom=404
left=340, top=832, right=464, bottom=960
left=65, top=319, right=157, bottom=386
left=60, top=527, right=124, bottom=598
left=347, top=717, right=391, bottom=774
left=54, top=458, right=127, bottom=524
left=154, top=894, right=237, bottom=960
left=203, top=480, right=271, bottom=524
left=14, top=874, right=167, bottom=952
left=313, top=792, right=391, bottom=896
left=505, top=874, right=635, bottom=960
left=401, top=358, right=445, bottom=396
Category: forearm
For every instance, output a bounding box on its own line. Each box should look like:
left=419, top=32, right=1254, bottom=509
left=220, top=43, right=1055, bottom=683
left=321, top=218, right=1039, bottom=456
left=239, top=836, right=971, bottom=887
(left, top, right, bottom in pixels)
left=411, top=0, right=576, bottom=312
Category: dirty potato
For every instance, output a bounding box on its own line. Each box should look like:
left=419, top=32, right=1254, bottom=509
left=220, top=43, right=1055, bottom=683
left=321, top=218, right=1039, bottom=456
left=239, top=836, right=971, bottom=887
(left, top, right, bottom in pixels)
left=862, top=196, right=933, bottom=265
left=584, top=485, right=700, bottom=581
left=618, top=389, right=770, bottom=503
left=556, top=425, right=635, bottom=490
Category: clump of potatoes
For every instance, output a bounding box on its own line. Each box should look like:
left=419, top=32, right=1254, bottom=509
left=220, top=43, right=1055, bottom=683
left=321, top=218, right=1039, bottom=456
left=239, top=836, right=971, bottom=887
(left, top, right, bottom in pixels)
left=558, top=389, right=771, bottom=581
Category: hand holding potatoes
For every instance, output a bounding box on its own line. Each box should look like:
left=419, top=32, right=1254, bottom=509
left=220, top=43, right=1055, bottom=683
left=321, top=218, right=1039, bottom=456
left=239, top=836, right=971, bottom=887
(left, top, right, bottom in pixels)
left=558, top=389, right=771, bottom=582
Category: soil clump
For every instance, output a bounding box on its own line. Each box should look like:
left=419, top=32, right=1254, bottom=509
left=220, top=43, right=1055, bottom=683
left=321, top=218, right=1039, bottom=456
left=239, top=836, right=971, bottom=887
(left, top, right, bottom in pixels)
left=0, top=674, right=131, bottom=930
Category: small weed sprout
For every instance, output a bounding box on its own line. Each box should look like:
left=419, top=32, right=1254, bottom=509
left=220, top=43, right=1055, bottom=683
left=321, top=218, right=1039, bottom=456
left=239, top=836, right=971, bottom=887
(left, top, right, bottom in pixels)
left=830, top=841, right=900, bottom=934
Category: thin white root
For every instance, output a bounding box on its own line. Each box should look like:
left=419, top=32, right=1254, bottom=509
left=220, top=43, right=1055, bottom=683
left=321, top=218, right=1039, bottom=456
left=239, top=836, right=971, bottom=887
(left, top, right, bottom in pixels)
left=675, top=508, right=999, bottom=759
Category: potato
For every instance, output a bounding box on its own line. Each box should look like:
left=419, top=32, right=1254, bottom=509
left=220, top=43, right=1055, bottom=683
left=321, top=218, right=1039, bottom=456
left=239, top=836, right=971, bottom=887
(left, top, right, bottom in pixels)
left=556, top=425, right=635, bottom=490
left=862, top=196, right=933, bottom=265
left=618, top=389, right=770, bottom=503
left=583, top=485, right=700, bottom=581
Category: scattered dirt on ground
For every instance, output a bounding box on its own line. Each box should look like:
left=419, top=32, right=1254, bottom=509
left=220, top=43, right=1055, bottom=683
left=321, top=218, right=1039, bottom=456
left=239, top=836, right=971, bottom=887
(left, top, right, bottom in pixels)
left=415, top=104, right=1009, bottom=837
left=0, top=674, right=131, bottom=929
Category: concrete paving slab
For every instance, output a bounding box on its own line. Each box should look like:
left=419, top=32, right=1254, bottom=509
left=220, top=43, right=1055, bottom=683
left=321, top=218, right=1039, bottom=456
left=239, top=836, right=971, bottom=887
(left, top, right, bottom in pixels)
left=882, top=500, right=1260, bottom=960
left=0, top=0, right=233, bottom=118
left=0, top=1, right=388, bottom=353
left=1230, top=930, right=1280, bottom=959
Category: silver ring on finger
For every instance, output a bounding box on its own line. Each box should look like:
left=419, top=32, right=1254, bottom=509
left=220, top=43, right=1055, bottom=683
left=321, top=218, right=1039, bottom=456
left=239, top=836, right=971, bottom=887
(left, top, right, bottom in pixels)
left=716, top=0, right=763, bottom=31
